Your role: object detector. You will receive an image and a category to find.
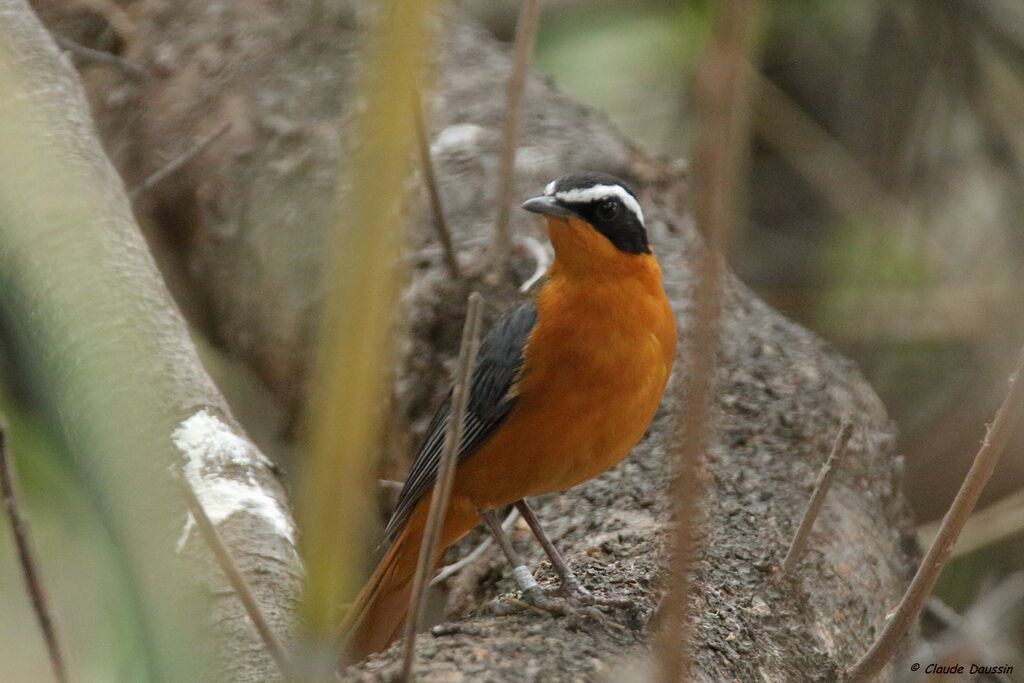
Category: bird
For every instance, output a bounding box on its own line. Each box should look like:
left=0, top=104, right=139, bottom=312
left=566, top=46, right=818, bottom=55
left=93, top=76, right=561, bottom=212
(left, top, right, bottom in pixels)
left=340, top=171, right=677, bottom=662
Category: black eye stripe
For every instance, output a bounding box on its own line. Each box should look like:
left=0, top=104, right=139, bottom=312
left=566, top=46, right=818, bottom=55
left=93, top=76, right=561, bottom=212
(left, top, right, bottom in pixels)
left=558, top=198, right=649, bottom=254
left=542, top=172, right=651, bottom=254
left=563, top=197, right=622, bottom=212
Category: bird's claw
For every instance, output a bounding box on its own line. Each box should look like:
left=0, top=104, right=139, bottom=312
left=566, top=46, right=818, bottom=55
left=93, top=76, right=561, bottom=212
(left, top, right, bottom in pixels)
left=497, top=584, right=624, bottom=635
left=523, top=585, right=570, bottom=613
left=517, top=586, right=611, bottom=626
left=553, top=575, right=633, bottom=609
left=496, top=562, right=629, bottom=626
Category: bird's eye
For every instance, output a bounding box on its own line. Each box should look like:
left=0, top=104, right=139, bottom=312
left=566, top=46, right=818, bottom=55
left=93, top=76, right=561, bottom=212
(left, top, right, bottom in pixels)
left=596, top=200, right=619, bottom=221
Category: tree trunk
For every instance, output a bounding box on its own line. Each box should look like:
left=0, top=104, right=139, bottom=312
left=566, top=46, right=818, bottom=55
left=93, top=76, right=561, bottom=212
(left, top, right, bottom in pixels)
left=27, top=0, right=919, bottom=680
left=0, top=2, right=301, bottom=681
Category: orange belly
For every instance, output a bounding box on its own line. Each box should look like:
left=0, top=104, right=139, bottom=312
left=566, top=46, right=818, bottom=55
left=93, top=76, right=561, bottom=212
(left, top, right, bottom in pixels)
left=455, top=263, right=676, bottom=509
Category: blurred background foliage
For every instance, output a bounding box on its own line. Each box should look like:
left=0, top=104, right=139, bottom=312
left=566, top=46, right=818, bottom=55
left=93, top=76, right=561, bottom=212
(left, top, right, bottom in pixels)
left=2, top=0, right=1024, bottom=678
left=0, top=351, right=153, bottom=680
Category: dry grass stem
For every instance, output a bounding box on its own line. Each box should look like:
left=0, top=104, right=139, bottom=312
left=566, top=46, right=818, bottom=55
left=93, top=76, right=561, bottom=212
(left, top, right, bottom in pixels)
left=413, top=91, right=460, bottom=278
left=491, top=0, right=542, bottom=279
left=0, top=425, right=68, bottom=683
left=918, top=486, right=1024, bottom=559
left=654, top=1, right=763, bottom=681
left=52, top=34, right=144, bottom=79
left=75, top=0, right=135, bottom=42
left=129, top=122, right=231, bottom=199
left=400, top=292, right=484, bottom=681
left=847, top=344, right=1024, bottom=682
left=431, top=508, right=519, bottom=587
left=300, top=0, right=438, bottom=647
left=174, top=472, right=294, bottom=679
left=751, top=69, right=908, bottom=225
left=779, top=421, right=853, bottom=573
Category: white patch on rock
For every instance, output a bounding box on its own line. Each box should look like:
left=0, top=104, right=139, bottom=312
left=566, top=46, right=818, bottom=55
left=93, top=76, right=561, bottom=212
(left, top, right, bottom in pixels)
left=430, top=123, right=484, bottom=156
left=173, top=409, right=295, bottom=551
left=513, top=146, right=553, bottom=173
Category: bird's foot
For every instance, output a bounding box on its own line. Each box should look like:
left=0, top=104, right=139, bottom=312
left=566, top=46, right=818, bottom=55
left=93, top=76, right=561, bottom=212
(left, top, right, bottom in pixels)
left=552, top=575, right=632, bottom=609
left=510, top=586, right=623, bottom=632
left=492, top=563, right=627, bottom=632
left=521, top=585, right=580, bottom=616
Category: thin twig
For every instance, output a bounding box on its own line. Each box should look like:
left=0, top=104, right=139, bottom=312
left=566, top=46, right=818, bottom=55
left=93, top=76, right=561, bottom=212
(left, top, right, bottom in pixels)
left=413, top=91, right=460, bottom=278
left=53, top=34, right=145, bottom=80
left=917, top=484, right=1024, bottom=559
left=400, top=293, right=484, bottom=681
left=847, top=344, right=1024, bottom=682
left=128, top=122, right=231, bottom=200
left=174, top=472, right=295, bottom=680
left=75, top=0, right=136, bottom=43
left=654, top=2, right=762, bottom=681
left=504, top=596, right=548, bottom=617
left=491, top=0, right=542, bottom=279
left=431, top=508, right=519, bottom=586
left=0, top=425, right=68, bottom=683
left=779, top=421, right=853, bottom=573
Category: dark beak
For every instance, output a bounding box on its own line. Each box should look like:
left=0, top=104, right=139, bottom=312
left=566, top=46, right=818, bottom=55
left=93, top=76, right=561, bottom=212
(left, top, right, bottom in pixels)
left=522, top=195, right=573, bottom=218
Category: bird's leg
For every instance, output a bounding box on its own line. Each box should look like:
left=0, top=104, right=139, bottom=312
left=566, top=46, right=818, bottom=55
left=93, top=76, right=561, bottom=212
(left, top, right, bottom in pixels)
left=514, top=499, right=630, bottom=608
left=479, top=508, right=608, bottom=619
left=478, top=508, right=545, bottom=604
left=513, top=499, right=586, bottom=597
left=479, top=508, right=625, bottom=629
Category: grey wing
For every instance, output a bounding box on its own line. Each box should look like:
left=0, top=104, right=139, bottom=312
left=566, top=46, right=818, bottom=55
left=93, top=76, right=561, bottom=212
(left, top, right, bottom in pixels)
left=381, top=301, right=537, bottom=542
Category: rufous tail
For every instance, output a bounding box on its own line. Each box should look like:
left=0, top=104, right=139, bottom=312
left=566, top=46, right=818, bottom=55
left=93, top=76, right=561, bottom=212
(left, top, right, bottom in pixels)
left=340, top=493, right=479, bottom=664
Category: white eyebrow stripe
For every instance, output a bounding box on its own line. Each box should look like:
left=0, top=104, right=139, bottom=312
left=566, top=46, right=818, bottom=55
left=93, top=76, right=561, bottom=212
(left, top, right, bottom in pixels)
left=554, top=184, right=644, bottom=226
left=544, top=180, right=557, bottom=196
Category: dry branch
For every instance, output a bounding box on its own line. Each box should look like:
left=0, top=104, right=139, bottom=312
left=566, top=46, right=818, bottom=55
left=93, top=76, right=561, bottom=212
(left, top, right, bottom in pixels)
left=780, top=421, right=853, bottom=573
left=491, top=0, right=542, bottom=278
left=53, top=34, right=144, bottom=79
left=847, top=344, right=1024, bottom=681
left=0, top=426, right=68, bottom=683
left=654, top=1, right=762, bottom=680
left=431, top=508, right=519, bottom=587
left=414, top=91, right=460, bottom=279
left=751, top=69, right=908, bottom=225
left=129, top=122, right=231, bottom=199
left=401, top=292, right=484, bottom=681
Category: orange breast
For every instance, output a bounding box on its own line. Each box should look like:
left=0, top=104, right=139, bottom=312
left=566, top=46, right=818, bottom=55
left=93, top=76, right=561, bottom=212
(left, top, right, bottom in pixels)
left=454, top=254, right=677, bottom=509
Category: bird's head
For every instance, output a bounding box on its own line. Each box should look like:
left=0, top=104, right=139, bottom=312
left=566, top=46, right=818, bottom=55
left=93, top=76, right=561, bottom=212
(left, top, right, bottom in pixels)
left=522, top=172, right=651, bottom=275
